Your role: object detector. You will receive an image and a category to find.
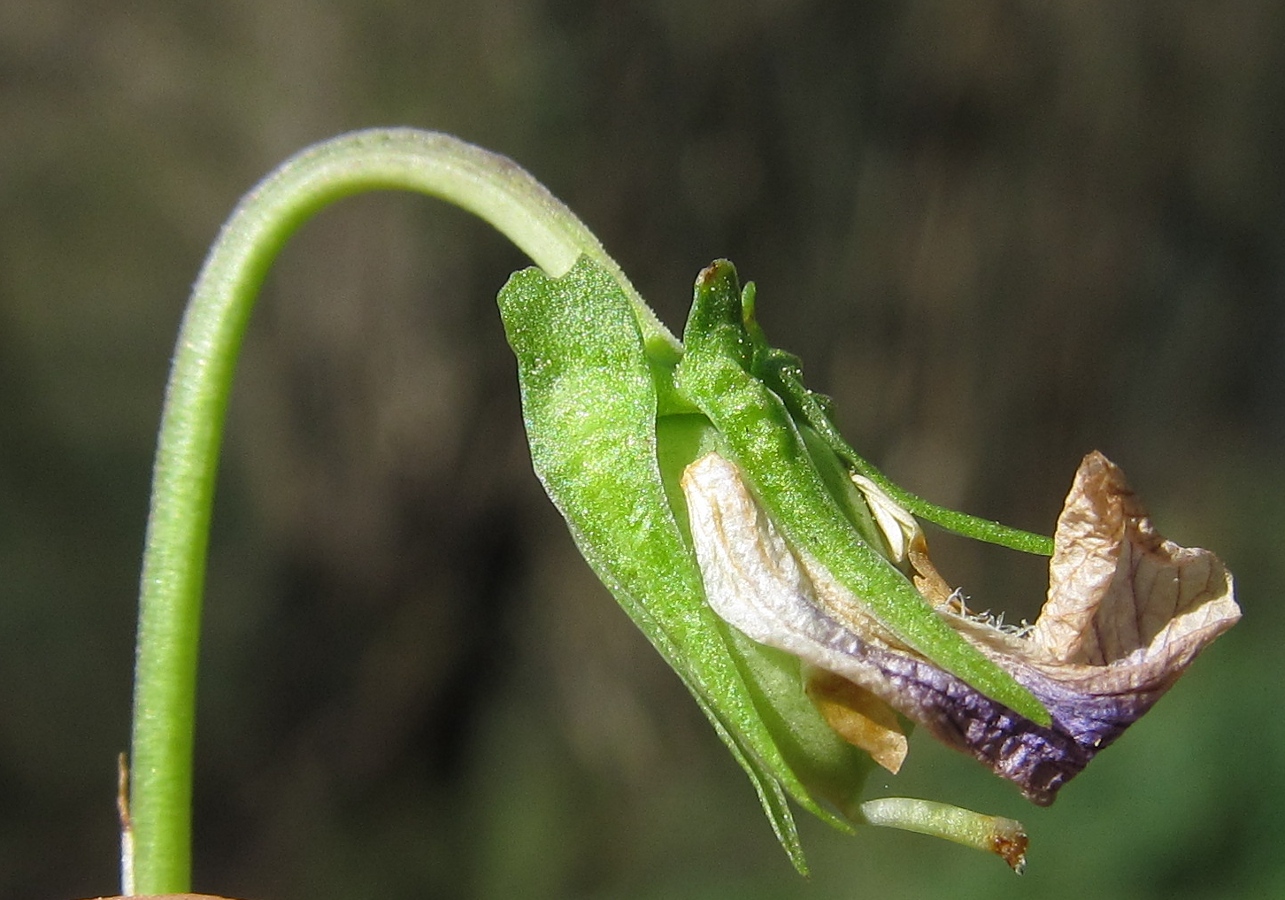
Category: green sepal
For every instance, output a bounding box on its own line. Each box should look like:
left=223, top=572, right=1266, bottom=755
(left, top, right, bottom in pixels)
left=673, top=260, right=1050, bottom=726
left=742, top=281, right=1054, bottom=556
left=497, top=255, right=875, bottom=872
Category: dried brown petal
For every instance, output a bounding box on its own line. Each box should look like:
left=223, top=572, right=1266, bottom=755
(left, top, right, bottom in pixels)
left=682, top=451, right=1240, bottom=805
left=806, top=667, right=909, bottom=774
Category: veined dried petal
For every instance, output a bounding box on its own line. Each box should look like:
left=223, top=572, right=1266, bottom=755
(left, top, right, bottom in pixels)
left=849, top=471, right=955, bottom=605
left=849, top=472, right=919, bottom=565
left=681, top=450, right=1239, bottom=805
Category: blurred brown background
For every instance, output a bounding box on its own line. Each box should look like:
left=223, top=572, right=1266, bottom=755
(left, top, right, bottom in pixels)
left=1, top=1, right=1279, bottom=897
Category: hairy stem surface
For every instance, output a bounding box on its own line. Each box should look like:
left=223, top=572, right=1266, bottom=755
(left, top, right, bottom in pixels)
left=128, top=128, right=675, bottom=894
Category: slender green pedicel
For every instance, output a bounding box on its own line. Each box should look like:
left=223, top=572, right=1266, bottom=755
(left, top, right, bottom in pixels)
left=130, top=129, right=678, bottom=893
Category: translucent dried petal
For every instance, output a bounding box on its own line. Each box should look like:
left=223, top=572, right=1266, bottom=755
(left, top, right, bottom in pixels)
left=682, top=450, right=1239, bottom=805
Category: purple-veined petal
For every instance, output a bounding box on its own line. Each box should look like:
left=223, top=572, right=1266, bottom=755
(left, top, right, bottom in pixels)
left=682, top=451, right=1239, bottom=804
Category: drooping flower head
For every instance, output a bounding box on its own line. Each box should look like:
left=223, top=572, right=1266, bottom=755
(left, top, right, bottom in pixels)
left=682, top=449, right=1239, bottom=806
left=500, top=255, right=1240, bottom=874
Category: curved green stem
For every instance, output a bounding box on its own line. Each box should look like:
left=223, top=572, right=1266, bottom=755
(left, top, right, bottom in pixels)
left=128, top=128, right=677, bottom=894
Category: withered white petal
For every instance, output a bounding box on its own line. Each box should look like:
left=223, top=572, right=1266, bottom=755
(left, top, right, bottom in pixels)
left=681, top=450, right=1240, bottom=805
left=849, top=472, right=919, bottom=565
left=681, top=452, right=909, bottom=691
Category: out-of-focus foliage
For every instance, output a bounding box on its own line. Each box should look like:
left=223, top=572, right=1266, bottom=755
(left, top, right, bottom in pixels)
left=1, top=1, right=1280, bottom=898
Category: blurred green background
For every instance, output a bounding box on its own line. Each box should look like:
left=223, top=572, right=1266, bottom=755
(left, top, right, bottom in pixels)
left=2, top=1, right=1280, bottom=897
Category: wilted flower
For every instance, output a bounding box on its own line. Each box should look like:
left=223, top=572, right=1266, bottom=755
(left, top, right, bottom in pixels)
left=501, top=253, right=1239, bottom=873
left=682, top=449, right=1240, bottom=805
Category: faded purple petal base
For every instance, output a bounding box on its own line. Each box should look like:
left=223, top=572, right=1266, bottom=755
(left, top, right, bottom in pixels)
left=683, top=451, right=1240, bottom=804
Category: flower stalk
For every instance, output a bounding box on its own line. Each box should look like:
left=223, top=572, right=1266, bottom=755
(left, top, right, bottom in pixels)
left=130, top=129, right=673, bottom=894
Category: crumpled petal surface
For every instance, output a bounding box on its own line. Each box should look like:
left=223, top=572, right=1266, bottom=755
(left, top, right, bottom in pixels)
left=682, top=450, right=1239, bottom=805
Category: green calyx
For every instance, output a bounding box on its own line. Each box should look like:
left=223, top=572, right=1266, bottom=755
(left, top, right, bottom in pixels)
left=498, top=256, right=874, bottom=874
left=497, top=255, right=1050, bottom=875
